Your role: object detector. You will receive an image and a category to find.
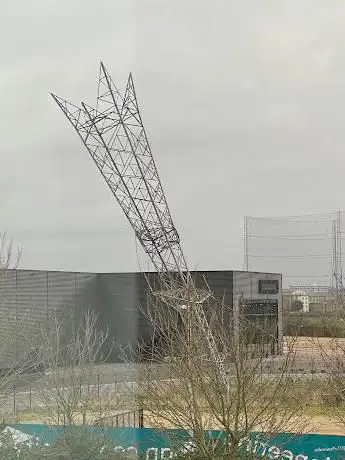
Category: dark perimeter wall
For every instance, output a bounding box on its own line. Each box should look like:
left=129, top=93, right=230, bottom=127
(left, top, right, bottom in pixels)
left=0, top=269, right=281, bottom=367
left=0, top=270, right=234, bottom=367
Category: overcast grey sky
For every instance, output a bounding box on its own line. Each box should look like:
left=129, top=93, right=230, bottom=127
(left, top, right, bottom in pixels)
left=1, top=0, right=345, bottom=274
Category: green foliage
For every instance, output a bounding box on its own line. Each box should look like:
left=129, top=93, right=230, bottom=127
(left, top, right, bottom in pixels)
left=283, top=312, right=345, bottom=337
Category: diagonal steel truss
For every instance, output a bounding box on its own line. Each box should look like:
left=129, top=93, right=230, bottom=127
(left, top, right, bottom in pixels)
left=51, top=62, right=187, bottom=280
left=52, top=62, right=228, bottom=386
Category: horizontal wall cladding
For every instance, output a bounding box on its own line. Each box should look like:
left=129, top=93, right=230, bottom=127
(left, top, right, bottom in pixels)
left=0, top=269, right=282, bottom=366
left=189, top=270, right=233, bottom=308
left=97, top=273, right=147, bottom=358
left=0, top=270, right=99, bottom=368
left=0, top=270, right=17, bottom=368
left=97, top=270, right=235, bottom=352
left=232, top=271, right=282, bottom=301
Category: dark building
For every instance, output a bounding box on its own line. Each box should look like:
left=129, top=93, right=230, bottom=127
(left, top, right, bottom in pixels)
left=0, top=269, right=282, bottom=368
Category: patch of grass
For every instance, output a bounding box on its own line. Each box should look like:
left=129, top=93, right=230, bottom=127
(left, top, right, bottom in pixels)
left=303, top=405, right=344, bottom=417
left=15, top=409, right=45, bottom=422
left=284, top=313, right=345, bottom=337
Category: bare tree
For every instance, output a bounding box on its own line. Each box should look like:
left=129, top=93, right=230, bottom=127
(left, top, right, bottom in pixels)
left=310, top=310, right=345, bottom=428
left=0, top=234, right=33, bottom=398
left=124, top=276, right=310, bottom=459
left=35, top=310, right=116, bottom=426
left=0, top=233, right=43, bottom=453
left=0, top=232, right=21, bottom=275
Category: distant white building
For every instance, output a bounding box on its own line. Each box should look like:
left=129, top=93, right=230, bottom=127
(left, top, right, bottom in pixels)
left=292, top=290, right=310, bottom=313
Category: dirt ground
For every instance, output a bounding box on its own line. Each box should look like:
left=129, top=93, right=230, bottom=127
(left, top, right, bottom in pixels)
left=309, top=416, right=345, bottom=435
left=142, top=413, right=345, bottom=435
left=18, top=412, right=345, bottom=435
left=283, top=336, right=345, bottom=434
left=284, top=336, right=345, bottom=354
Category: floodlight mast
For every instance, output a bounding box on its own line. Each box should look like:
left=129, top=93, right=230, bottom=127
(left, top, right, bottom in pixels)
left=51, top=63, right=227, bottom=384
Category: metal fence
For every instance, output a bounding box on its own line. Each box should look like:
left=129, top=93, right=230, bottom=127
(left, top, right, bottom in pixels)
left=94, top=409, right=144, bottom=428
left=244, top=211, right=345, bottom=287
left=0, top=371, right=139, bottom=418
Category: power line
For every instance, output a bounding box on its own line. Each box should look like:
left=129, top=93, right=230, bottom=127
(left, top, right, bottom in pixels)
left=250, top=254, right=333, bottom=260
left=249, top=234, right=331, bottom=240
left=246, top=211, right=338, bottom=221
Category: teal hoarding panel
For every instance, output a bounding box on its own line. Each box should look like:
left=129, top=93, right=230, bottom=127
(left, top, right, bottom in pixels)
left=10, top=424, right=345, bottom=459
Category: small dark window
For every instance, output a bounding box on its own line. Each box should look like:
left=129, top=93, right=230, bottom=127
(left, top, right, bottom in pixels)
left=258, top=279, right=279, bottom=294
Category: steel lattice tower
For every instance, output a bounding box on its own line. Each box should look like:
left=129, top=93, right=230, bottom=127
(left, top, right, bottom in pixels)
left=52, top=63, right=229, bottom=385
left=332, top=210, right=343, bottom=295
left=52, top=63, right=187, bottom=281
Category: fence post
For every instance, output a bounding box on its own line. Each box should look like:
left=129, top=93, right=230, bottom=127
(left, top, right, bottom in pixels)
left=97, top=373, right=100, bottom=400
left=13, top=386, right=16, bottom=413
left=114, top=373, right=119, bottom=406
left=29, top=386, right=32, bottom=409
left=139, top=408, right=144, bottom=428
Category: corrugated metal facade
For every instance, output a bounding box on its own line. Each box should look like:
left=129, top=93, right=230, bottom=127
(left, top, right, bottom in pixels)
left=0, top=269, right=282, bottom=367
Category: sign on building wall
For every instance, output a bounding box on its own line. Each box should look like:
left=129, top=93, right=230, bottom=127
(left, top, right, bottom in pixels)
left=258, top=279, right=280, bottom=295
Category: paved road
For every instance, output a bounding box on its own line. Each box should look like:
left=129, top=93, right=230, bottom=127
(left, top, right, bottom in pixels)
left=10, top=363, right=173, bottom=390
left=7, top=356, right=336, bottom=394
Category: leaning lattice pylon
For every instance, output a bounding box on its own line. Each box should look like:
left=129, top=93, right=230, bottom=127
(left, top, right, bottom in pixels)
left=52, top=64, right=186, bottom=281
left=51, top=62, right=228, bottom=387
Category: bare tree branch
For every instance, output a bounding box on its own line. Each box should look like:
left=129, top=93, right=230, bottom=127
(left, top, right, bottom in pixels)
left=122, top=273, right=310, bottom=458
left=35, top=310, right=117, bottom=426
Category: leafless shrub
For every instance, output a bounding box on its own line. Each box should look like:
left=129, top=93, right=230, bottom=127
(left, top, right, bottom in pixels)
left=0, top=234, right=32, bottom=393
left=311, top=312, right=345, bottom=425
left=35, top=310, right=116, bottom=426
left=123, top=273, right=310, bottom=458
